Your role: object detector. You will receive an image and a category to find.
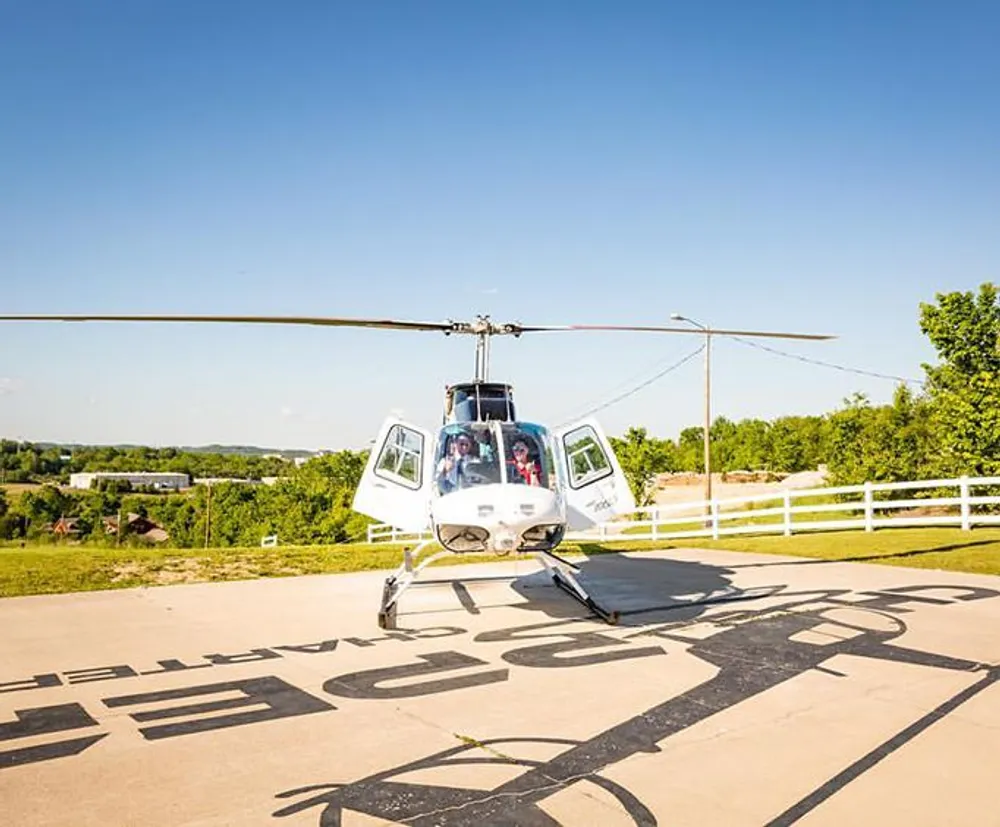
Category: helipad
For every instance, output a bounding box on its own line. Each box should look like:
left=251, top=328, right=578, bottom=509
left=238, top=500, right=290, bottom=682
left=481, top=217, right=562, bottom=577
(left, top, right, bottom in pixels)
left=1, top=548, right=998, bottom=826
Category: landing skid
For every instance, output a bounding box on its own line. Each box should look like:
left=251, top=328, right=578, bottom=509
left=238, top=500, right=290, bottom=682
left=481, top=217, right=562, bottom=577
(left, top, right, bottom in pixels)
left=535, top=549, right=620, bottom=625
left=377, top=542, right=619, bottom=629
left=378, top=540, right=443, bottom=630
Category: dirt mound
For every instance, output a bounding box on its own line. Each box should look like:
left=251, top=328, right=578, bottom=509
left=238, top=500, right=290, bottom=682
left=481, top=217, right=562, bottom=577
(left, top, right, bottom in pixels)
left=652, top=467, right=828, bottom=507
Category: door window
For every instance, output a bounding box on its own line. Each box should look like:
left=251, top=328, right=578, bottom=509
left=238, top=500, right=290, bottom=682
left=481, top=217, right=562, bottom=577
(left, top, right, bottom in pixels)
left=375, top=425, right=424, bottom=489
left=562, top=425, right=612, bottom=489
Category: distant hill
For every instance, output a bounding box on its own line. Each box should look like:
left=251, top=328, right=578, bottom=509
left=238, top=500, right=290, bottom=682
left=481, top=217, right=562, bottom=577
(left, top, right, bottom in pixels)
left=177, top=444, right=317, bottom=459
left=30, top=442, right=318, bottom=459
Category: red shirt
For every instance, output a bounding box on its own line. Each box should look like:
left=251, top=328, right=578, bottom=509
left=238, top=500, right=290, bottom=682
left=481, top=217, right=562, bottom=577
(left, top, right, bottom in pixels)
left=512, top=459, right=539, bottom=484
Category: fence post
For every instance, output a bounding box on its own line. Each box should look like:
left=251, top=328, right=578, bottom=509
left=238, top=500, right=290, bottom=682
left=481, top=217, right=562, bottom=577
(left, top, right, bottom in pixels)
left=711, top=500, right=719, bottom=540
left=960, top=476, right=971, bottom=530
left=783, top=490, right=792, bottom=536
left=651, top=507, right=659, bottom=541
left=600, top=522, right=608, bottom=541
left=864, top=482, right=874, bottom=532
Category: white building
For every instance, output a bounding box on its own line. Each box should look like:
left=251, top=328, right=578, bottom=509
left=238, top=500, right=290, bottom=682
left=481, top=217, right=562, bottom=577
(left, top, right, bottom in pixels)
left=69, top=472, right=190, bottom=491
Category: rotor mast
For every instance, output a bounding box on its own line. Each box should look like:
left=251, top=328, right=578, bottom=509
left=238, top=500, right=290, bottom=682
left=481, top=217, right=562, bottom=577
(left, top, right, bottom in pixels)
left=455, top=315, right=522, bottom=383
left=474, top=331, right=491, bottom=381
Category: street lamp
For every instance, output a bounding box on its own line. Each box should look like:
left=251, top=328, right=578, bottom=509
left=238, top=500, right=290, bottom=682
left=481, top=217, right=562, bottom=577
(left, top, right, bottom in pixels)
left=671, top=313, right=712, bottom=515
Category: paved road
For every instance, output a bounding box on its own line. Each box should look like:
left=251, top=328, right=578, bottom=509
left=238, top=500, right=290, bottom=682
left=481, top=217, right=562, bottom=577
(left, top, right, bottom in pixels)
left=1, top=548, right=998, bottom=826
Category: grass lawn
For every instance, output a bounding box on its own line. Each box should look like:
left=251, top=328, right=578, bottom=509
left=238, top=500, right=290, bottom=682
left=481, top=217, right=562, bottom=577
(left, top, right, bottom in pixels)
left=0, top=482, right=44, bottom=498
left=597, top=527, right=1000, bottom=577
left=1, top=527, right=999, bottom=598
left=0, top=541, right=568, bottom=597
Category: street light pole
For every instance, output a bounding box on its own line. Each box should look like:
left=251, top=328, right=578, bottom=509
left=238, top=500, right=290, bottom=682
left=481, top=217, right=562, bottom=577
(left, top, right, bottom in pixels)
left=702, top=329, right=712, bottom=508
left=672, top=314, right=712, bottom=515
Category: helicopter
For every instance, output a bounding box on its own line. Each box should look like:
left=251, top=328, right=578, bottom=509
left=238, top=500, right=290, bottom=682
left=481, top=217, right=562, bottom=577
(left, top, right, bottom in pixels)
left=0, top=312, right=834, bottom=627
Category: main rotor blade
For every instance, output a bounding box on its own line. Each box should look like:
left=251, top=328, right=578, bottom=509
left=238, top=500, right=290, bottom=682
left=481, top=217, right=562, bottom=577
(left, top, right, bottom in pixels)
left=0, top=314, right=836, bottom=340
left=0, top=313, right=457, bottom=333
left=515, top=323, right=835, bottom=341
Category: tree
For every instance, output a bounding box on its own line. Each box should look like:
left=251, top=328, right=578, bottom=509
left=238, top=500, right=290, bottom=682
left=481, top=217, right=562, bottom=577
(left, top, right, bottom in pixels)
left=768, top=415, right=828, bottom=473
left=676, top=427, right=703, bottom=472
left=727, top=419, right=772, bottom=471
left=609, top=427, right=677, bottom=506
left=920, top=283, right=1000, bottom=475
left=825, top=388, right=935, bottom=486
left=17, top=485, right=78, bottom=538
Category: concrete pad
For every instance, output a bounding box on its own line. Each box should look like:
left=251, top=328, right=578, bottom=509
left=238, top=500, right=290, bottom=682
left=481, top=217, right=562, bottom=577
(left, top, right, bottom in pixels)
left=1, top=548, right=998, bottom=826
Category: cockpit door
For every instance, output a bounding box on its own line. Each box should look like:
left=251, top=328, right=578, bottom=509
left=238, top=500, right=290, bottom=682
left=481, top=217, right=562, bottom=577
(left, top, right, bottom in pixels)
left=553, top=418, right=636, bottom=529
left=353, top=417, right=435, bottom=532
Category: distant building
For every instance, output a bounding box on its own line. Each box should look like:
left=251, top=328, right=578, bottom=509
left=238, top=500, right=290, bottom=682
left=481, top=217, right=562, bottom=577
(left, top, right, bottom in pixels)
left=52, top=516, right=83, bottom=537
left=192, top=477, right=262, bottom=486
left=103, top=513, right=169, bottom=543
left=69, top=472, right=190, bottom=491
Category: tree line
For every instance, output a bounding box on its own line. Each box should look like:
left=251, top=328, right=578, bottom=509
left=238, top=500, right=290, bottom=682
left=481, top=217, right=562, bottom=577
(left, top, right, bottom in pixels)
left=0, top=451, right=370, bottom=546
left=0, top=443, right=296, bottom=484
left=611, top=283, right=998, bottom=503
left=1, top=283, right=997, bottom=544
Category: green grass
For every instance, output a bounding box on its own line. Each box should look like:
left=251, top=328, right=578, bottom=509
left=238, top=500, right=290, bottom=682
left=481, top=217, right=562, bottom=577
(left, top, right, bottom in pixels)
left=598, top=527, right=1000, bottom=576
left=2, top=527, right=999, bottom=598
left=624, top=492, right=873, bottom=535
left=0, top=541, right=572, bottom=598
left=0, top=543, right=404, bottom=597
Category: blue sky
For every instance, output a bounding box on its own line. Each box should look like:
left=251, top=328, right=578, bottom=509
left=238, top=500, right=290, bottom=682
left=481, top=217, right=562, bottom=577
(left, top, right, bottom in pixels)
left=1, top=1, right=997, bottom=450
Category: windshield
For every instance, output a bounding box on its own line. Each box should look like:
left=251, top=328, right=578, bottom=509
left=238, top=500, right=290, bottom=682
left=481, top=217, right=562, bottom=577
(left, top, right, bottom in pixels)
left=499, top=423, right=555, bottom=490
left=434, top=423, right=501, bottom=494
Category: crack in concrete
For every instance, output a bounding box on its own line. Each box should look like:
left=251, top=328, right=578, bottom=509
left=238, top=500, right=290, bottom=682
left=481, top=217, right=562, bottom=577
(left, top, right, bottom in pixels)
left=404, top=756, right=626, bottom=825
left=451, top=732, right=522, bottom=764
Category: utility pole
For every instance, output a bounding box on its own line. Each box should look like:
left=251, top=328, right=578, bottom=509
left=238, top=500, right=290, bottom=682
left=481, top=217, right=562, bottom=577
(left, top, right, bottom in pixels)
left=672, top=314, right=712, bottom=516
left=702, top=328, right=712, bottom=507
left=668, top=313, right=836, bottom=530
left=204, top=482, right=211, bottom=549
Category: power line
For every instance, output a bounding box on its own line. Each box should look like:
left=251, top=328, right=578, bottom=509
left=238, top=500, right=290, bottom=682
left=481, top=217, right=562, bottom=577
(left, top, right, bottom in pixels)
left=558, top=331, right=921, bottom=429
left=561, top=344, right=706, bottom=425
left=728, top=336, right=926, bottom=387
left=576, top=342, right=703, bottom=406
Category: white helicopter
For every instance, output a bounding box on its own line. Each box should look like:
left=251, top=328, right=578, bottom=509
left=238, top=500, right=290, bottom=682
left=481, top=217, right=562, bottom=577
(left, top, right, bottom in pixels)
left=0, top=312, right=833, bottom=627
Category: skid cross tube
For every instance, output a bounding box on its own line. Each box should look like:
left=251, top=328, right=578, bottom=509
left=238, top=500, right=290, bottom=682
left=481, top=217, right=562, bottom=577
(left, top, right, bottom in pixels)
left=377, top=543, right=620, bottom=628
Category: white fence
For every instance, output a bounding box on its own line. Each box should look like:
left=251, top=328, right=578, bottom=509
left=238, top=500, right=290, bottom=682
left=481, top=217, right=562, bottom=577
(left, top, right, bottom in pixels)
left=366, top=476, right=1000, bottom=544
left=366, top=524, right=434, bottom=544
left=568, top=475, right=1000, bottom=542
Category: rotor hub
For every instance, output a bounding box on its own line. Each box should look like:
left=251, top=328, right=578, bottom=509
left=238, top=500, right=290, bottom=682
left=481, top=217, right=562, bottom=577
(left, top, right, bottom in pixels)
left=447, top=316, right=523, bottom=337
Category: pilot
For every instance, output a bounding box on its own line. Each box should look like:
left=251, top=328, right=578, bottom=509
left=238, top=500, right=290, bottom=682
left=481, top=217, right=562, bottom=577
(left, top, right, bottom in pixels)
left=437, top=432, right=474, bottom=492
left=510, top=440, right=541, bottom=486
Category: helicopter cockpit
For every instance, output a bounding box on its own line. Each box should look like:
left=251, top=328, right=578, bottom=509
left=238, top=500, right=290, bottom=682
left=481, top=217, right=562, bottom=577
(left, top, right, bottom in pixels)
left=434, top=421, right=554, bottom=496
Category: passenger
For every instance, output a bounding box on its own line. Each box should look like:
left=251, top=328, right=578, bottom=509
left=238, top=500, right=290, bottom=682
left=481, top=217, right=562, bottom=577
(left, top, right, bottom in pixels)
left=475, top=430, right=496, bottom=462
left=510, top=440, right=541, bottom=486
left=437, top=433, right=474, bottom=492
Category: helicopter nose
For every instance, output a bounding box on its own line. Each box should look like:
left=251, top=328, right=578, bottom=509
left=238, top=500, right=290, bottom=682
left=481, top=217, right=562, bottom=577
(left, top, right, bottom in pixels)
left=493, top=527, right=517, bottom=551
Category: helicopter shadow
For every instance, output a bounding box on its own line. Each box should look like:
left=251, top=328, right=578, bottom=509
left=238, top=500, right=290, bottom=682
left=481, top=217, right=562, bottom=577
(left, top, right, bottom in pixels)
left=508, top=546, right=784, bottom=628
